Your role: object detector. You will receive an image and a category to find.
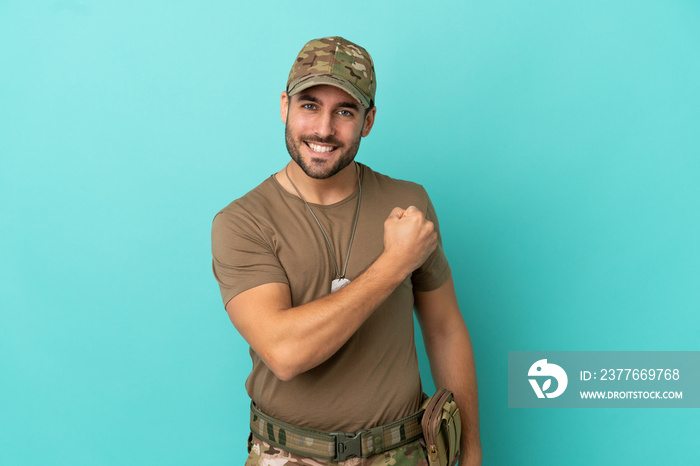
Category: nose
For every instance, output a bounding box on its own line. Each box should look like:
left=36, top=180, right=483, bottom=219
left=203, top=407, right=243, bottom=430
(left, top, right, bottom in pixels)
left=313, top=109, right=335, bottom=138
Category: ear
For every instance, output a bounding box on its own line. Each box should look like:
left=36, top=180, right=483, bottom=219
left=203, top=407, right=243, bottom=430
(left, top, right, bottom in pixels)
left=361, top=106, right=377, bottom=137
left=280, top=91, right=289, bottom=124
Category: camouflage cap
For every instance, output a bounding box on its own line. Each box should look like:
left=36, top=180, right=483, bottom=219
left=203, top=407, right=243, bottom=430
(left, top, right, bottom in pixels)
left=286, top=36, right=376, bottom=109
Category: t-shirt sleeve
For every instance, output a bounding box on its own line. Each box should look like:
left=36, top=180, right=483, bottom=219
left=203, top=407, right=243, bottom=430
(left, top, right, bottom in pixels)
left=411, top=189, right=451, bottom=292
left=211, top=207, right=289, bottom=308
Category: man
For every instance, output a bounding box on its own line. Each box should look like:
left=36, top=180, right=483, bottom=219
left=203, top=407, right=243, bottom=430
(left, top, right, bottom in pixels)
left=212, top=37, right=481, bottom=465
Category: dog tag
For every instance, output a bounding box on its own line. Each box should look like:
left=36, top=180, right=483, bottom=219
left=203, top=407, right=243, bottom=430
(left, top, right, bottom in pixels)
left=331, top=278, right=351, bottom=293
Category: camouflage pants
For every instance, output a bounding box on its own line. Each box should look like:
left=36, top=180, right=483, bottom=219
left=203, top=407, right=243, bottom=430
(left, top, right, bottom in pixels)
left=245, top=435, right=429, bottom=465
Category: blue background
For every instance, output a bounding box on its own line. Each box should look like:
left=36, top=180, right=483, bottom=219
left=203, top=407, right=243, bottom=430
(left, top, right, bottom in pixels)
left=1, top=1, right=698, bottom=464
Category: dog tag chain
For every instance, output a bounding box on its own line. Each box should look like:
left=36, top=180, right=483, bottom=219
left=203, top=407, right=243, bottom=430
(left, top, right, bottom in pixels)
left=285, top=163, right=362, bottom=293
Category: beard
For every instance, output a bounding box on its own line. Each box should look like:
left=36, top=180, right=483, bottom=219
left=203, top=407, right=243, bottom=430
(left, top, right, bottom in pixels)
left=285, top=124, right=362, bottom=180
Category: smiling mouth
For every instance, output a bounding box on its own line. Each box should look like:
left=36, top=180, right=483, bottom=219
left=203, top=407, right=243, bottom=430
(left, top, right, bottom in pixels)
left=305, top=141, right=338, bottom=154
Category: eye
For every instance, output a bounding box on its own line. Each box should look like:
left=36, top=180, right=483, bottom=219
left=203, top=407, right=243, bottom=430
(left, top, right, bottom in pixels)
left=338, top=109, right=354, bottom=117
left=302, top=103, right=316, bottom=110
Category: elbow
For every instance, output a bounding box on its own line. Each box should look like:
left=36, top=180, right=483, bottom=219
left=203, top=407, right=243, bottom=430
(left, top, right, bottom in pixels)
left=268, top=358, right=298, bottom=382
left=262, top=347, right=304, bottom=382
left=271, top=366, right=298, bottom=382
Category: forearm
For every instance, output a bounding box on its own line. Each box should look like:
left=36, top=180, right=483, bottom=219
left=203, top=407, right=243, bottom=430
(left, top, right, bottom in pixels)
left=425, top=324, right=482, bottom=465
left=265, top=252, right=406, bottom=380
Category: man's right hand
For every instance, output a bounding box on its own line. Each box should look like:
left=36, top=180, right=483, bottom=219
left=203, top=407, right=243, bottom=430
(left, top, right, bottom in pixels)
left=382, top=206, right=438, bottom=275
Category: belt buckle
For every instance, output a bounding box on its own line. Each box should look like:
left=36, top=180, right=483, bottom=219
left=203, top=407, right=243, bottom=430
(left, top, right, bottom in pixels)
left=330, top=431, right=364, bottom=461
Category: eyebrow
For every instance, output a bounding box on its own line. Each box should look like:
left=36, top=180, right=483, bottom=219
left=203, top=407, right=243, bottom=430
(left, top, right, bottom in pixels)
left=297, top=93, right=320, bottom=104
left=337, top=101, right=360, bottom=111
left=296, top=93, right=359, bottom=111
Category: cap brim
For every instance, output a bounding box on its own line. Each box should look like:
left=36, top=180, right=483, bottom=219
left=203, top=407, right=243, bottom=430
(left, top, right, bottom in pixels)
left=287, top=74, right=371, bottom=109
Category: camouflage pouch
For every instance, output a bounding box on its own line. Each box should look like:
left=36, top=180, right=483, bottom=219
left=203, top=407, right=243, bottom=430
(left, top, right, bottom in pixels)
left=421, top=388, right=461, bottom=466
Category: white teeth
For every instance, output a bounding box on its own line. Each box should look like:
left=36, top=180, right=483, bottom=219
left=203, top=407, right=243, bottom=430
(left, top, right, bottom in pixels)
left=307, top=142, right=335, bottom=153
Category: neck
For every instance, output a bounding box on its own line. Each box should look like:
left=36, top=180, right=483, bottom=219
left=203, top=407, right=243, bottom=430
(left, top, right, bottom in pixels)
left=277, top=162, right=359, bottom=205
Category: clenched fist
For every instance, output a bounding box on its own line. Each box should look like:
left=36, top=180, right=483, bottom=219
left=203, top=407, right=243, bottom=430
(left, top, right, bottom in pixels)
left=382, top=206, right=438, bottom=275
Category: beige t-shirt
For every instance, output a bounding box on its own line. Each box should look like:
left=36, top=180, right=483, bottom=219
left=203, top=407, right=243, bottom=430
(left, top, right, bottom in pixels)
left=211, top=164, right=450, bottom=432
